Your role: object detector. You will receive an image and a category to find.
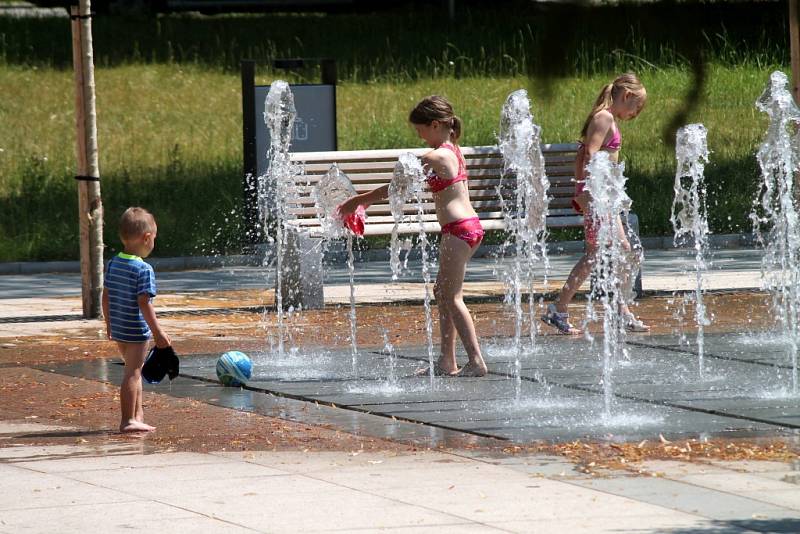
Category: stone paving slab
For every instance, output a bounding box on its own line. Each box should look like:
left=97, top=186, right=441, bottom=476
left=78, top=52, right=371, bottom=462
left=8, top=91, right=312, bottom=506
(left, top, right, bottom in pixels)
left=36, top=331, right=800, bottom=444
left=4, top=411, right=800, bottom=533
left=42, top=358, right=499, bottom=449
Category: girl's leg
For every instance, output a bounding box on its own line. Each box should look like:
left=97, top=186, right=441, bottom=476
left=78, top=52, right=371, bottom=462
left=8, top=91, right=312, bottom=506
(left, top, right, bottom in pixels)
left=436, top=234, right=487, bottom=377
left=434, top=268, right=459, bottom=374
left=554, top=247, right=596, bottom=314
left=117, top=341, right=155, bottom=433
left=618, top=240, right=650, bottom=331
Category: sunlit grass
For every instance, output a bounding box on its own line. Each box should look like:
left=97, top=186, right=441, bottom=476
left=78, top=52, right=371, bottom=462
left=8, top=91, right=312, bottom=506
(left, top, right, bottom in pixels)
left=0, top=62, right=781, bottom=260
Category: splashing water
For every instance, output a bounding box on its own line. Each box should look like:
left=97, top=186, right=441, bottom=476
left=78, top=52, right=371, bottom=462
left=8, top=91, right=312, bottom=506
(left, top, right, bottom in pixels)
left=498, top=89, right=551, bottom=402
left=382, top=328, right=398, bottom=387
left=389, top=154, right=426, bottom=280
left=313, top=164, right=362, bottom=375
left=584, top=151, right=632, bottom=416
left=417, top=195, right=436, bottom=388
left=313, top=163, right=359, bottom=239
left=387, top=153, right=435, bottom=385
left=346, top=234, right=358, bottom=375
left=672, top=124, right=712, bottom=378
left=751, top=71, right=800, bottom=394
left=261, top=80, right=300, bottom=358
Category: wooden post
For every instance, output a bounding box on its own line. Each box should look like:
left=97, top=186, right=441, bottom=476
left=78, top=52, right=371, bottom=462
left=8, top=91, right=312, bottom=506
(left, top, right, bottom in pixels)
left=71, top=0, right=104, bottom=319
left=791, top=0, right=800, bottom=103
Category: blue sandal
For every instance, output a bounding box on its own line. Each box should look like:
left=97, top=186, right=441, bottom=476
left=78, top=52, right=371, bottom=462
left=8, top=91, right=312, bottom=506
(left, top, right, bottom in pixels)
left=541, top=304, right=580, bottom=335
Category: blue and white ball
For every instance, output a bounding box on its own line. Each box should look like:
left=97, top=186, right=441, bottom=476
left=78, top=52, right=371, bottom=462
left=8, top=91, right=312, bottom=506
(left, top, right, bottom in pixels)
left=216, top=351, right=252, bottom=387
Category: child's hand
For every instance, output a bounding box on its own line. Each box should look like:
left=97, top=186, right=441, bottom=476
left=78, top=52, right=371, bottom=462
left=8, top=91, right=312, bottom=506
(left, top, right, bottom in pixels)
left=155, top=332, right=171, bottom=349
left=337, top=197, right=361, bottom=218
left=620, top=236, right=632, bottom=252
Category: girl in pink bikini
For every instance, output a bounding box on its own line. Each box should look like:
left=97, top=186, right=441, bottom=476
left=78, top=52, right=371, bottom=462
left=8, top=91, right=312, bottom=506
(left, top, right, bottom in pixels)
left=338, top=96, right=488, bottom=377
left=542, top=73, right=650, bottom=335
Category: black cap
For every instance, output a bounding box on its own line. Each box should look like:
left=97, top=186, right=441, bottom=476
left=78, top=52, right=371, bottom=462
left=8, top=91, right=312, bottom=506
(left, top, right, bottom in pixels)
left=142, top=345, right=180, bottom=384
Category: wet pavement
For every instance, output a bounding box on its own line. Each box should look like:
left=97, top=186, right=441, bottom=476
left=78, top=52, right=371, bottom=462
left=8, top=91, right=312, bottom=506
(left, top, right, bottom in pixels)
left=42, top=331, right=800, bottom=444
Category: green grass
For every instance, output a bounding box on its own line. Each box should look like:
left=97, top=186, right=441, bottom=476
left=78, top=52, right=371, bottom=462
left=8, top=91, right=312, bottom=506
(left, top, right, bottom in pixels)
left=0, top=4, right=786, bottom=261
left=0, top=61, right=777, bottom=261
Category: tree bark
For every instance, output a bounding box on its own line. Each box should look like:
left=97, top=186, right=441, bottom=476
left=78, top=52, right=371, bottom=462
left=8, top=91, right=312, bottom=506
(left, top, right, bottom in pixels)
left=72, top=0, right=104, bottom=319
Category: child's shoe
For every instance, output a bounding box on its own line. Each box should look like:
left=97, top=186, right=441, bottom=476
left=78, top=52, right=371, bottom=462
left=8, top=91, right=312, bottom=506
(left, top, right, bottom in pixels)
left=623, top=313, right=650, bottom=332
left=541, top=303, right=580, bottom=335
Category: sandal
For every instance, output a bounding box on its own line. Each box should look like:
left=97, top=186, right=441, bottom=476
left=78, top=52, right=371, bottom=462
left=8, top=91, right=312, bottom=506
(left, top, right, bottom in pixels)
left=541, top=303, right=581, bottom=335
left=623, top=313, right=650, bottom=332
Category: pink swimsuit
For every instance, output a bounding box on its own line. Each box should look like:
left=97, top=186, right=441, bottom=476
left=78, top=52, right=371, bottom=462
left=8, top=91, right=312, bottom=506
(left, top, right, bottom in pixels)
left=572, top=126, right=622, bottom=246
left=427, top=143, right=484, bottom=248
left=441, top=217, right=484, bottom=248
left=426, top=142, right=468, bottom=193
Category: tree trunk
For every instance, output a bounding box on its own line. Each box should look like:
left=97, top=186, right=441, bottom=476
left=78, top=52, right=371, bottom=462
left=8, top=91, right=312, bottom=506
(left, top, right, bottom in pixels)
left=72, top=0, right=104, bottom=319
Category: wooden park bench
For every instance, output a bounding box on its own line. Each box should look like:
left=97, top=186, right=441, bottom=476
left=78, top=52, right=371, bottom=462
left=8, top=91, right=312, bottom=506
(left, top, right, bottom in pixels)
left=279, top=143, right=640, bottom=309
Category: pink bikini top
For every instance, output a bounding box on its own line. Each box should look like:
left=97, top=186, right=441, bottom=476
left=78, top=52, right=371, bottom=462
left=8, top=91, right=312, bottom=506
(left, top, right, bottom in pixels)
left=426, top=142, right=468, bottom=193
left=578, top=124, right=621, bottom=151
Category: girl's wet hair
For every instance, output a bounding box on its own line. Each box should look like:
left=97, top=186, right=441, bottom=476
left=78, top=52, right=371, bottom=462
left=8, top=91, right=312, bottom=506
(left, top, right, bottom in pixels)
left=409, top=95, right=463, bottom=142
left=119, top=207, right=156, bottom=241
left=580, top=73, right=647, bottom=139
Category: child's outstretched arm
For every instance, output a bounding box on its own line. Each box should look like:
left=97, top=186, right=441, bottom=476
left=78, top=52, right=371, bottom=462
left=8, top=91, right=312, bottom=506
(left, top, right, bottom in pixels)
left=138, top=294, right=171, bottom=348
left=102, top=287, right=111, bottom=340
left=338, top=184, right=390, bottom=217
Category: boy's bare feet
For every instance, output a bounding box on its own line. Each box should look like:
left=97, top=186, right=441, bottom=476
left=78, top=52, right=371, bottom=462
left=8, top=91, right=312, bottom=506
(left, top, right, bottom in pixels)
left=456, top=361, right=488, bottom=377
left=120, top=420, right=156, bottom=433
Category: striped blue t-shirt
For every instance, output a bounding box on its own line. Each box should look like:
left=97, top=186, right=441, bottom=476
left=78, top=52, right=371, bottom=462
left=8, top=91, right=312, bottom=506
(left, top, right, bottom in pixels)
left=105, top=252, right=157, bottom=343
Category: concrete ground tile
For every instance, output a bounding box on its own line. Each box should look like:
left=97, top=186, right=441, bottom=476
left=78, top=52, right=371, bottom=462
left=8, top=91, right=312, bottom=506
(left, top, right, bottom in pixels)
left=62, top=460, right=289, bottom=488
left=0, top=500, right=201, bottom=534
left=637, top=460, right=733, bottom=476
left=0, top=465, right=139, bottom=511
left=11, top=451, right=239, bottom=473
left=306, top=460, right=534, bottom=491
left=571, top=476, right=800, bottom=521
left=312, top=523, right=505, bottom=533
left=677, top=472, right=800, bottom=495
left=491, top=514, right=746, bottom=534
left=458, top=455, right=589, bottom=479
left=0, top=421, right=81, bottom=435
left=0, top=443, right=136, bottom=461
left=705, top=460, right=797, bottom=473
left=165, top=489, right=469, bottom=532
left=374, top=477, right=686, bottom=523
left=214, top=450, right=469, bottom=475
left=115, top=472, right=343, bottom=503
left=739, top=489, right=800, bottom=511
left=129, top=516, right=264, bottom=534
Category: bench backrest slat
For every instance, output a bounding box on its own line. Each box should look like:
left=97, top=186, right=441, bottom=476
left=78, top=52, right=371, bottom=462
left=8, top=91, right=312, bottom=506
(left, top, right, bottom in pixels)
left=286, top=143, right=580, bottom=233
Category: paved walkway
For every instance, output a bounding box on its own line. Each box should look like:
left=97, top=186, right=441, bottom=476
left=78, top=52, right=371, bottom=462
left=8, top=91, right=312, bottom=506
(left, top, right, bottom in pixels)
left=0, top=247, right=765, bottom=305
left=2, top=421, right=800, bottom=534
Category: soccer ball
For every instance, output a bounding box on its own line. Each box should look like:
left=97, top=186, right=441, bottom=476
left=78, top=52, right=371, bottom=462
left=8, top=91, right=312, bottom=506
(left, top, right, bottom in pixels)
left=216, top=351, right=253, bottom=387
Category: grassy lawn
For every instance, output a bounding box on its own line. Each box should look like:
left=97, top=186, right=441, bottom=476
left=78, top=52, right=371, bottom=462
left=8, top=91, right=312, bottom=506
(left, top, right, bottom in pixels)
left=0, top=62, right=776, bottom=261
left=0, top=4, right=785, bottom=261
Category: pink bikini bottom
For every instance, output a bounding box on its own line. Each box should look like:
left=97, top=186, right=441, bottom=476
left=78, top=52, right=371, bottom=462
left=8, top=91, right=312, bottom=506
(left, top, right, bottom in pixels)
left=441, top=217, right=484, bottom=249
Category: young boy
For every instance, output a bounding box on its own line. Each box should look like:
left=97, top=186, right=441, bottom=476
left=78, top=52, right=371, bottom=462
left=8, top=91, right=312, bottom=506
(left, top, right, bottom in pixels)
left=102, top=207, right=170, bottom=433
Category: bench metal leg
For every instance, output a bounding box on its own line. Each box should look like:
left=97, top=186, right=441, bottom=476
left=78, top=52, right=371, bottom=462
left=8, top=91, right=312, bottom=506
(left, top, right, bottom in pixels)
left=278, top=227, right=324, bottom=310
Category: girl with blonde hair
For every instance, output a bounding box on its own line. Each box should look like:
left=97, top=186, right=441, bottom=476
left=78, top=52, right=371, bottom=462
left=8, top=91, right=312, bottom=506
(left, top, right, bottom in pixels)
left=542, top=73, right=650, bottom=334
